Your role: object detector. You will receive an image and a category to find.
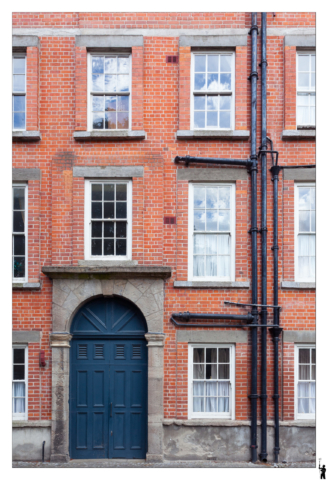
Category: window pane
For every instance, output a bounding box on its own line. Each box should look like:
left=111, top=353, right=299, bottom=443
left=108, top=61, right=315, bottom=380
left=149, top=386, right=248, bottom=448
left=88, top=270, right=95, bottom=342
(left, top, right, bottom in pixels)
left=310, top=398, right=315, bottom=414
left=13, top=58, right=25, bottom=74
left=13, top=382, right=25, bottom=398
left=194, top=188, right=206, bottom=208
left=116, top=222, right=127, bottom=238
left=218, top=397, right=229, bottom=413
left=92, top=74, right=104, bottom=92
left=298, top=73, right=310, bottom=89
left=220, top=73, right=231, bottom=90
left=220, top=111, right=231, bottom=129
left=297, top=93, right=309, bottom=107
left=206, top=348, right=217, bottom=363
left=104, top=239, right=114, bottom=256
left=312, top=349, right=316, bottom=364
left=299, top=348, right=310, bottom=363
left=194, top=235, right=205, bottom=254
left=219, top=348, right=229, bottom=363
left=299, top=211, right=310, bottom=232
left=104, top=202, right=115, bottom=219
left=13, top=75, right=25, bottom=92
left=14, top=349, right=25, bottom=364
left=105, top=75, right=117, bottom=91
left=13, top=257, right=25, bottom=278
left=194, top=211, right=205, bottom=231
left=117, top=75, right=129, bottom=92
left=218, top=256, right=230, bottom=277
left=13, top=95, right=25, bottom=112
left=219, top=210, right=230, bottom=231
left=206, top=235, right=217, bottom=254
left=298, top=235, right=309, bottom=256
left=218, top=235, right=230, bottom=255
left=105, top=96, right=116, bottom=112
left=310, top=107, right=315, bottom=125
left=193, top=348, right=204, bottom=363
left=207, top=73, right=219, bottom=90
left=13, top=188, right=25, bottom=210
left=13, top=112, right=26, bottom=129
left=206, top=256, right=217, bottom=276
left=310, top=382, right=315, bottom=398
left=194, top=110, right=205, bottom=128
left=206, top=364, right=217, bottom=379
left=105, top=111, right=116, bottom=129
left=218, top=382, right=229, bottom=396
left=208, top=55, right=219, bottom=72
left=207, top=97, right=218, bottom=112
left=311, top=55, right=315, bottom=71
left=91, top=202, right=102, bottom=219
left=105, top=57, right=116, bottom=74
left=298, top=55, right=309, bottom=71
left=91, top=239, right=102, bottom=256
left=92, top=96, right=104, bottom=111
left=298, top=398, right=309, bottom=414
left=13, top=397, right=25, bottom=414
left=116, top=239, right=126, bottom=256
left=193, top=397, right=204, bottom=412
left=206, top=211, right=218, bottom=231
left=13, top=211, right=25, bottom=232
left=206, top=187, right=218, bottom=208
left=220, top=55, right=232, bottom=72
left=311, top=72, right=315, bottom=89
left=118, top=57, right=129, bottom=74
left=193, top=381, right=204, bottom=396
left=206, top=397, right=218, bottom=413
left=194, top=96, right=205, bottom=110
left=116, top=202, right=127, bottom=219
left=117, top=96, right=129, bottom=112
left=298, top=382, right=309, bottom=397
left=117, top=112, right=129, bottom=129
left=299, top=188, right=311, bottom=209
left=219, top=187, right=231, bottom=209
left=194, top=73, right=206, bottom=90
left=310, top=257, right=315, bottom=278
left=104, top=184, right=114, bottom=201
left=312, top=365, right=316, bottom=380
left=297, top=107, right=309, bottom=125
left=91, top=222, right=102, bottom=238
left=219, top=364, right=230, bottom=379
left=311, top=211, right=315, bottom=232
left=193, top=255, right=205, bottom=276
left=299, top=365, right=310, bottom=380
left=92, top=184, right=102, bottom=201
left=193, top=364, right=204, bottom=379
left=92, top=57, right=104, bottom=74
left=298, top=257, right=309, bottom=279
left=194, top=55, right=206, bottom=72
left=14, top=235, right=25, bottom=255
left=220, top=96, right=231, bottom=111
left=13, top=365, right=25, bottom=380
left=104, top=222, right=114, bottom=237
left=207, top=111, right=218, bottom=127
left=92, top=113, right=104, bottom=129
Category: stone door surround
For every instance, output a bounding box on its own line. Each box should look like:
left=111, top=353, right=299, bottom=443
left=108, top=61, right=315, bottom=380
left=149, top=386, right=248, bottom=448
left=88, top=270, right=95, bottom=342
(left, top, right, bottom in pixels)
left=42, top=266, right=171, bottom=463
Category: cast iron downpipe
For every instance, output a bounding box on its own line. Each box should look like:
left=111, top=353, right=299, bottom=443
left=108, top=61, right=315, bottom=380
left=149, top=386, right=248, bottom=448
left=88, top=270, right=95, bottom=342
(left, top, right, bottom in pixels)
left=259, top=12, right=268, bottom=463
left=270, top=156, right=283, bottom=463
left=249, top=12, right=259, bottom=464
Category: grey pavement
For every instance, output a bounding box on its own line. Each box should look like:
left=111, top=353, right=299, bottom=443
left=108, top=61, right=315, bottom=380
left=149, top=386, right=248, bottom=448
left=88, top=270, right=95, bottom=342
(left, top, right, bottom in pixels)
left=13, top=460, right=316, bottom=468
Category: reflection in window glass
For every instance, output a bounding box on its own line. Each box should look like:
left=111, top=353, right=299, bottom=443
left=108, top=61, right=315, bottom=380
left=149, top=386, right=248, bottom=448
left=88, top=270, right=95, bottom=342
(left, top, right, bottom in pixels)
left=12, top=56, right=26, bottom=130
left=297, top=186, right=315, bottom=281
left=297, top=53, right=315, bottom=126
left=12, top=186, right=26, bottom=280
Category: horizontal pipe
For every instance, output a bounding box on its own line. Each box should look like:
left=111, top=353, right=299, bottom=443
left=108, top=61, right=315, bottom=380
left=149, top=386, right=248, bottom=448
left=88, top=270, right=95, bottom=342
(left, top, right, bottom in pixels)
left=174, top=155, right=251, bottom=167
left=171, top=317, right=276, bottom=328
left=171, top=312, right=253, bottom=321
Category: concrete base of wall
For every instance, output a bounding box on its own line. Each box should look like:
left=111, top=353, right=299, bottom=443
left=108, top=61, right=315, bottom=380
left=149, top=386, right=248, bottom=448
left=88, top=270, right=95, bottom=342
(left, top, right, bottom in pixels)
left=13, top=427, right=51, bottom=461
left=163, top=424, right=315, bottom=463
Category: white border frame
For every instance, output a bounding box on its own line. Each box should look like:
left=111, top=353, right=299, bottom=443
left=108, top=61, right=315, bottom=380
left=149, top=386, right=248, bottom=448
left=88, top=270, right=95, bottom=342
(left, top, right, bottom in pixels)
left=12, top=345, right=28, bottom=420
left=190, top=51, right=235, bottom=131
left=12, top=183, right=28, bottom=283
left=87, top=52, right=132, bottom=132
left=188, top=343, right=235, bottom=420
left=84, top=179, right=132, bottom=260
left=294, top=344, right=316, bottom=420
left=294, top=182, right=315, bottom=282
left=12, top=54, right=27, bottom=132
left=188, top=182, right=236, bottom=282
left=296, top=51, right=315, bottom=127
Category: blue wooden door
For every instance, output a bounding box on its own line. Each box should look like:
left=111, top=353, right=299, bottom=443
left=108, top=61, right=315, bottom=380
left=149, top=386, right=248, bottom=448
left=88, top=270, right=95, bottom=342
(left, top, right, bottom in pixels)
left=69, top=297, right=148, bottom=459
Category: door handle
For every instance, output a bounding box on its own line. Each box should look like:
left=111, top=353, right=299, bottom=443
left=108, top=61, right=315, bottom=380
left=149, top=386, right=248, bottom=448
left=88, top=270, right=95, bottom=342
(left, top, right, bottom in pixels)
left=110, top=402, right=112, bottom=417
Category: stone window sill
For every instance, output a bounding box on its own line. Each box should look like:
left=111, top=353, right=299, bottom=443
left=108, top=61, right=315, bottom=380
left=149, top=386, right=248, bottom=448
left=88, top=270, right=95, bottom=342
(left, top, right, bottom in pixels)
left=12, top=282, right=41, bottom=290
left=282, top=130, right=316, bottom=139
left=42, top=265, right=171, bottom=279
left=74, top=130, right=146, bottom=140
left=174, top=281, right=250, bottom=289
left=12, top=131, right=42, bottom=141
left=13, top=420, right=51, bottom=428
left=176, top=130, right=250, bottom=140
left=281, top=281, right=315, bottom=289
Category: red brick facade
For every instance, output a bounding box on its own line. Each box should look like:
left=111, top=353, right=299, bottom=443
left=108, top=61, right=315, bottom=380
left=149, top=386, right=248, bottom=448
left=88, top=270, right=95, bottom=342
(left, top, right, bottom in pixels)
left=12, top=12, right=315, bottom=458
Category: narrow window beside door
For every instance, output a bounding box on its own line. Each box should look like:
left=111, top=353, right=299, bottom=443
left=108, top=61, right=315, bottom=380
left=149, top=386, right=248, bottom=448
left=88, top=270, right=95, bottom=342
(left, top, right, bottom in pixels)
left=12, top=346, right=28, bottom=419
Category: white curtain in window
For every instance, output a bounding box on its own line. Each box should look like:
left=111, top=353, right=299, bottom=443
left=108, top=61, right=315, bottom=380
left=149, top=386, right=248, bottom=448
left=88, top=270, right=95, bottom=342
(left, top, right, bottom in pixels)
left=193, top=381, right=204, bottom=412
left=298, top=382, right=309, bottom=414
left=13, top=383, right=25, bottom=413
left=218, top=381, right=229, bottom=412
left=206, top=382, right=217, bottom=412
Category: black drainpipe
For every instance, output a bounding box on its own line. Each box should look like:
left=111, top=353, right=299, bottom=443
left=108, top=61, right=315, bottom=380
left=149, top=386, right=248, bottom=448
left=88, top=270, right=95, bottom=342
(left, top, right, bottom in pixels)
left=249, top=12, right=259, bottom=464
left=270, top=151, right=283, bottom=463
left=259, top=12, right=268, bottom=463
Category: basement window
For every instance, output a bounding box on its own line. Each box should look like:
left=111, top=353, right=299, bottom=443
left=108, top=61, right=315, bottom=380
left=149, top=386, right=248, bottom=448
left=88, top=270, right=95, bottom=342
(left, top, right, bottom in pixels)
left=12, top=346, right=28, bottom=420
left=188, top=344, right=235, bottom=419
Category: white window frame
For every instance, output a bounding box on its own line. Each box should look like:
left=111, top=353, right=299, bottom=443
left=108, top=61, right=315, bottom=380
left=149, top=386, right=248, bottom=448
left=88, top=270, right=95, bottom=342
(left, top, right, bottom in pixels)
left=188, top=343, right=235, bottom=419
left=12, top=54, right=27, bottom=131
left=12, top=345, right=28, bottom=420
left=294, top=183, right=315, bottom=282
left=84, top=179, right=132, bottom=261
left=12, top=184, right=28, bottom=283
left=294, top=344, right=315, bottom=420
left=188, top=182, right=236, bottom=281
left=190, top=51, right=235, bottom=130
left=296, top=52, right=315, bottom=127
left=87, top=52, right=132, bottom=132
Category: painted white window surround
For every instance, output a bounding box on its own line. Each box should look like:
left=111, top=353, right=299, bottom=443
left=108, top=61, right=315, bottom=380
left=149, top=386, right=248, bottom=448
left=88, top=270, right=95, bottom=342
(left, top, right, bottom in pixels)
left=88, top=53, right=131, bottom=132
left=12, top=184, right=27, bottom=283
left=296, top=52, right=315, bottom=127
left=12, top=55, right=26, bottom=131
left=294, top=183, right=315, bottom=282
left=188, top=344, right=235, bottom=419
left=12, top=346, right=28, bottom=420
left=191, top=52, right=235, bottom=130
left=188, top=183, right=235, bottom=282
left=84, top=180, right=132, bottom=260
left=295, top=345, right=315, bottom=420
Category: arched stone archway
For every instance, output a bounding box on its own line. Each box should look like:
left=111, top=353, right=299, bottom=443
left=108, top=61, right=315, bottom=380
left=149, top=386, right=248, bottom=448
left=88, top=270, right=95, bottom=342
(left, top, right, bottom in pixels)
left=48, top=275, right=167, bottom=463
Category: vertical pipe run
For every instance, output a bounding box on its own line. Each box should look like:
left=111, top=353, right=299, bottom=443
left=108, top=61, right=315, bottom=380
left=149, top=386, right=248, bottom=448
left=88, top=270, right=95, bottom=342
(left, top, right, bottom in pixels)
left=270, top=164, right=283, bottom=463
left=250, top=12, right=259, bottom=464
left=260, top=12, right=268, bottom=463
